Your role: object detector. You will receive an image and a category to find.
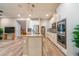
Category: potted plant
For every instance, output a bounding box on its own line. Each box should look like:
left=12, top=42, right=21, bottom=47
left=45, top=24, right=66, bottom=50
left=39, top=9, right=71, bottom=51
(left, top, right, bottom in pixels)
left=0, top=28, right=3, bottom=40
left=73, top=25, right=79, bottom=55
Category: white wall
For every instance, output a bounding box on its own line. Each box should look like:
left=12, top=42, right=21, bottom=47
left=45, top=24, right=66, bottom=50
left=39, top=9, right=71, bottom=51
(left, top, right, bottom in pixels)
left=15, top=21, right=21, bottom=36
left=40, top=19, right=49, bottom=33
left=0, top=18, right=15, bottom=27
left=0, top=17, right=22, bottom=37
left=0, top=17, right=16, bottom=39
left=40, top=19, right=48, bottom=26
left=48, top=14, right=57, bottom=28
left=56, top=3, right=79, bottom=56
left=29, top=19, right=40, bottom=28
left=28, top=19, right=40, bottom=33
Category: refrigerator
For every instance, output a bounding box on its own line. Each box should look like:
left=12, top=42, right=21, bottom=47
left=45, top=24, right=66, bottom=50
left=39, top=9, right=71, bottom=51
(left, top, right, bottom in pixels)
left=41, top=26, right=45, bottom=37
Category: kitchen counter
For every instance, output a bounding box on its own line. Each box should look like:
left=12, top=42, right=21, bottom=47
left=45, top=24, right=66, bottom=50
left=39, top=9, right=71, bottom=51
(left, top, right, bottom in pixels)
left=21, top=33, right=42, bottom=36
left=26, top=33, right=42, bottom=37
left=19, top=33, right=43, bottom=56
left=46, top=32, right=67, bottom=55
left=16, top=33, right=42, bottom=39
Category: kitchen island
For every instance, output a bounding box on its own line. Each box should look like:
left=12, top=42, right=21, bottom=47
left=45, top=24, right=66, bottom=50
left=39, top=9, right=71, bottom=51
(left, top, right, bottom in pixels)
left=17, top=33, right=43, bottom=56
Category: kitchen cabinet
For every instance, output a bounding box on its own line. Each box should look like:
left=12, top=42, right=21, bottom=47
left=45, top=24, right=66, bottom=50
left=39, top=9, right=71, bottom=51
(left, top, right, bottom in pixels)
left=23, top=34, right=43, bottom=56
left=43, top=37, right=65, bottom=56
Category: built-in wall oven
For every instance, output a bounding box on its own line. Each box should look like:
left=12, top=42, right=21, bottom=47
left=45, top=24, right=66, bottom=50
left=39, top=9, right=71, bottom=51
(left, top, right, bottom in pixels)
left=57, top=19, right=67, bottom=49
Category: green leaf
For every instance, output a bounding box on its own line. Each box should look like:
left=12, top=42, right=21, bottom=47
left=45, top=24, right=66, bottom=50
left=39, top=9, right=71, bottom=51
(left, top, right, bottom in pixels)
left=74, top=28, right=79, bottom=30
left=0, top=28, right=3, bottom=34
left=75, top=44, right=79, bottom=48
left=77, top=25, right=79, bottom=27
left=73, top=31, right=79, bottom=34
left=72, top=25, right=79, bottom=48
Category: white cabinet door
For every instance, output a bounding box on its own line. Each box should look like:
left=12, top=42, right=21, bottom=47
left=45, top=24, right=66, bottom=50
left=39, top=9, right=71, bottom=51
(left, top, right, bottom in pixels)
left=28, top=37, right=42, bottom=56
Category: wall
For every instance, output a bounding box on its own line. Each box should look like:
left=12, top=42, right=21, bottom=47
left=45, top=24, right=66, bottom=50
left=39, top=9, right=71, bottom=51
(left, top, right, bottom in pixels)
left=0, top=17, right=22, bottom=37
left=0, top=17, right=16, bottom=39
left=28, top=19, right=41, bottom=33
left=29, top=19, right=40, bottom=29
left=56, top=3, right=79, bottom=56
left=49, top=14, right=57, bottom=27
left=15, top=21, right=21, bottom=36
left=0, top=18, right=15, bottom=27
left=40, top=19, right=49, bottom=33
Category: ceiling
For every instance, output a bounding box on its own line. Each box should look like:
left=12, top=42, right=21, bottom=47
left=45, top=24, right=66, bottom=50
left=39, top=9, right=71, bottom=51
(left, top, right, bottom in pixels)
left=0, top=3, right=60, bottom=19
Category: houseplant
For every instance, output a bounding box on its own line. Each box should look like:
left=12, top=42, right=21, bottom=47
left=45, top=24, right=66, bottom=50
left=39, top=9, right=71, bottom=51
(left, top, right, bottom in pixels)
left=0, top=28, right=3, bottom=40
left=73, top=25, right=79, bottom=55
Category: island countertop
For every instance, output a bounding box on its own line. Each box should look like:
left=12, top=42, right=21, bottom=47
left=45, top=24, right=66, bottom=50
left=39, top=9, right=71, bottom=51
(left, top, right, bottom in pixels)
left=17, top=33, right=42, bottom=37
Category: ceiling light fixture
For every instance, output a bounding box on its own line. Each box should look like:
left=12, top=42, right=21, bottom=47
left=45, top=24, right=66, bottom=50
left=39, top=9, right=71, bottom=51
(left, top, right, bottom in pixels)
left=29, top=14, right=31, bottom=17
left=27, top=18, right=31, bottom=21
left=18, top=14, right=21, bottom=17
left=46, top=14, right=49, bottom=16
left=27, top=3, right=35, bottom=17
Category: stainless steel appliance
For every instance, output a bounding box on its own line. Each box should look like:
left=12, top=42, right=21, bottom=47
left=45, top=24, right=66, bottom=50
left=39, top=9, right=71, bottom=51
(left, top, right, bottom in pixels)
left=57, top=19, right=66, bottom=49
left=41, top=26, right=45, bottom=37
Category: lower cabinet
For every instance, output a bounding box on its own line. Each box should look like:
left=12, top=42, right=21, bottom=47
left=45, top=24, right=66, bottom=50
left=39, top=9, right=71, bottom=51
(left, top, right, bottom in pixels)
left=23, top=36, right=65, bottom=56
left=43, top=38, right=65, bottom=56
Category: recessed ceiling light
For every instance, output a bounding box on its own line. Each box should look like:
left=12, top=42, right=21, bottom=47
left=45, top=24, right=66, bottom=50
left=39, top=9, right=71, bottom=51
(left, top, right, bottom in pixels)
left=46, top=14, right=49, bottom=16
left=27, top=18, right=31, bottom=21
left=18, top=14, right=21, bottom=17
left=29, top=14, right=31, bottom=17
